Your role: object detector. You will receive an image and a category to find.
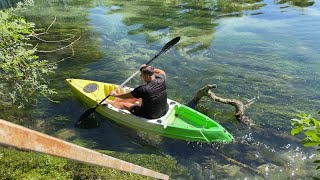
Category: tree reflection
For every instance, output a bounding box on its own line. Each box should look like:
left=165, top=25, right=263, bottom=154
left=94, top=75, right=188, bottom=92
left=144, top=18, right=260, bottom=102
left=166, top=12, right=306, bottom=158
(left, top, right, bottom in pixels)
left=103, top=0, right=265, bottom=53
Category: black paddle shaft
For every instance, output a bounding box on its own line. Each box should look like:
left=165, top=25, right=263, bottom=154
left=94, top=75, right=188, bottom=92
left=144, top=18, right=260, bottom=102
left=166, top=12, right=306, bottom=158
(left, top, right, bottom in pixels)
left=76, top=37, right=181, bottom=126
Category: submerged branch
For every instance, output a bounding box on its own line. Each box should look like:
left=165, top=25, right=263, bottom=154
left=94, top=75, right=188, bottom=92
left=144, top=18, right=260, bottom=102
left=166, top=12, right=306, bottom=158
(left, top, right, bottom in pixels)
left=36, top=36, right=81, bottom=53
left=30, top=16, right=81, bottom=54
left=187, top=84, right=254, bottom=126
left=32, top=34, right=77, bottom=43
left=46, top=16, right=56, bottom=33
left=32, top=16, right=56, bottom=36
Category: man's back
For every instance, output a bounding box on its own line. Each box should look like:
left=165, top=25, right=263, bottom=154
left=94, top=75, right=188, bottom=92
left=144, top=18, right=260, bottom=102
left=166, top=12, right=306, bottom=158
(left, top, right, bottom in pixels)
left=131, top=74, right=167, bottom=119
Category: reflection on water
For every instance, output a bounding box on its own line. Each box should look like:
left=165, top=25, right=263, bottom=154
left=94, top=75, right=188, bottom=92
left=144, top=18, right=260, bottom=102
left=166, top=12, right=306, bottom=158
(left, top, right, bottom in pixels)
left=1, top=0, right=320, bottom=179
left=102, top=0, right=266, bottom=53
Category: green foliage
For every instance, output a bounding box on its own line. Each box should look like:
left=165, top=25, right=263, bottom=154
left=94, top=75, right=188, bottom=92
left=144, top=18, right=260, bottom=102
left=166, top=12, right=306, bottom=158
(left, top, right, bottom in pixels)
left=291, top=112, right=320, bottom=146
left=291, top=111, right=320, bottom=170
left=0, top=1, right=57, bottom=107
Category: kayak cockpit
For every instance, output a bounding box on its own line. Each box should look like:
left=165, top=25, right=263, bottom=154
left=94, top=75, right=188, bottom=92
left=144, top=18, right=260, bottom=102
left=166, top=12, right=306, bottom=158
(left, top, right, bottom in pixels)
left=164, top=104, right=219, bottom=129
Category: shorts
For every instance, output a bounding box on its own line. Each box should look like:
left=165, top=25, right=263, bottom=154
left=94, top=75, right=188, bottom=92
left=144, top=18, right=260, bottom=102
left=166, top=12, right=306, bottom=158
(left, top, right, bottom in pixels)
left=130, top=105, right=149, bottom=119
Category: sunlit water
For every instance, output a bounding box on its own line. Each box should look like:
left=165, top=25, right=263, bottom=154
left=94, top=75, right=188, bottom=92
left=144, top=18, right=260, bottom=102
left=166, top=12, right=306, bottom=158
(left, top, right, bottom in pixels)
left=1, top=0, right=320, bottom=179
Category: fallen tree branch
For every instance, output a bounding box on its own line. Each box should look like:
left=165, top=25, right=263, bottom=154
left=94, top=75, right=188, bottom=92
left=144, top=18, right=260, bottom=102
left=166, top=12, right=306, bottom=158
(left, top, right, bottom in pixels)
left=187, top=84, right=254, bottom=126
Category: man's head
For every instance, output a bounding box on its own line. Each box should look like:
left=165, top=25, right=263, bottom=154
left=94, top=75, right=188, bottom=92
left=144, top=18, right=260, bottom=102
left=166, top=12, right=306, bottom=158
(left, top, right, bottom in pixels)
left=140, top=65, right=154, bottom=76
left=140, top=65, right=154, bottom=82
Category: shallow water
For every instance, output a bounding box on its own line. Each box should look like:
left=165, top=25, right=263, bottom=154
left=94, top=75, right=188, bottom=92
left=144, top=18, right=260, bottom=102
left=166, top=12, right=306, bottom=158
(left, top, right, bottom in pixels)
left=1, top=0, right=320, bottom=179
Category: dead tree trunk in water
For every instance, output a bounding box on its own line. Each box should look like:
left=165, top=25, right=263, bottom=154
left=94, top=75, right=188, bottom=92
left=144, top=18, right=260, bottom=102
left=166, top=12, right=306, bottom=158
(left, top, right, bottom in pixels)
left=187, top=85, right=301, bottom=143
left=187, top=84, right=254, bottom=126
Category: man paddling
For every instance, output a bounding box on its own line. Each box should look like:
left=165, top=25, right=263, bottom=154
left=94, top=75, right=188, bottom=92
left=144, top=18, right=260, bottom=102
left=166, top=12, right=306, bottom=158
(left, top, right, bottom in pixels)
left=104, top=64, right=168, bottom=119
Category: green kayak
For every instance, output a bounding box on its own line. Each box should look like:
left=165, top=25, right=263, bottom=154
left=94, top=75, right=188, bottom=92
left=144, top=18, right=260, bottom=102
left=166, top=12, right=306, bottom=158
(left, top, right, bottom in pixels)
left=66, top=79, right=234, bottom=143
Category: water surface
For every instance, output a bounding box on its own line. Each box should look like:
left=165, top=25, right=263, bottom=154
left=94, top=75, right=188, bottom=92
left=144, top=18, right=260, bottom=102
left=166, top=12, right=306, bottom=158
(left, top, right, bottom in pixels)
left=1, top=0, right=320, bottom=179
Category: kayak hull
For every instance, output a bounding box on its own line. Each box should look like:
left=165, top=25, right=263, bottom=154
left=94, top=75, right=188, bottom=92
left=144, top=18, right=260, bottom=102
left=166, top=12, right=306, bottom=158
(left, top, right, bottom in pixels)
left=66, top=79, right=234, bottom=143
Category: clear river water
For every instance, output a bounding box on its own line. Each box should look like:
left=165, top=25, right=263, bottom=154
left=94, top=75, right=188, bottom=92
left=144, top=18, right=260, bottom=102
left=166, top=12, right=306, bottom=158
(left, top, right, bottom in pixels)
left=1, top=0, right=320, bottom=179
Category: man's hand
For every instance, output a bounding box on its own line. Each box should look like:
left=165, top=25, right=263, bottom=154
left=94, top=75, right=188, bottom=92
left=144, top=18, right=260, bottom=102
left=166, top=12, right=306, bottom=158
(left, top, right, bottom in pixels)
left=109, top=91, right=117, bottom=97
left=139, top=64, right=147, bottom=71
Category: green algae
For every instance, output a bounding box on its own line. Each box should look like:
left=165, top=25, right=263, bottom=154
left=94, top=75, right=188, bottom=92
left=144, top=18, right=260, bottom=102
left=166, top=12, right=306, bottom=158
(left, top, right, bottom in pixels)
left=0, top=146, right=188, bottom=180
left=215, top=164, right=241, bottom=177
left=54, top=128, right=77, bottom=141
left=276, top=0, right=315, bottom=7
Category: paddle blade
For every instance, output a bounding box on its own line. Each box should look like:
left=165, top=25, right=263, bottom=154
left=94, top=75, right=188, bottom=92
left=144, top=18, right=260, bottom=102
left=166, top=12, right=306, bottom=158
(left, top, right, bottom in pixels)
left=161, top=36, right=180, bottom=53
left=75, top=107, right=97, bottom=126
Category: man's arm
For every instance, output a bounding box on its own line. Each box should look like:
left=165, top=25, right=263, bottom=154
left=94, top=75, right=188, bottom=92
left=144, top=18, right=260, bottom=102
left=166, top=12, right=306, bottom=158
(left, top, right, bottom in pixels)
left=153, top=68, right=165, bottom=75
left=110, top=91, right=135, bottom=99
left=139, top=64, right=165, bottom=76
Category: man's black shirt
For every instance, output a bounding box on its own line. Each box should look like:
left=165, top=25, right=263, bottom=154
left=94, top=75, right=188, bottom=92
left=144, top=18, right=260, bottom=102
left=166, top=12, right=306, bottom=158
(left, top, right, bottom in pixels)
left=131, top=74, right=167, bottom=119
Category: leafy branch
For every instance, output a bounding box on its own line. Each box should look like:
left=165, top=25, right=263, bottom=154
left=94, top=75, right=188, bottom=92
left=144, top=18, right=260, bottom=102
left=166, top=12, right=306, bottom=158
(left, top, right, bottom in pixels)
left=291, top=111, right=320, bottom=170
left=0, top=0, right=80, bottom=107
